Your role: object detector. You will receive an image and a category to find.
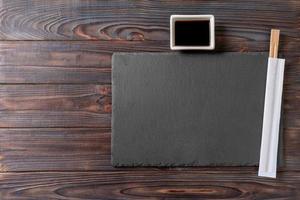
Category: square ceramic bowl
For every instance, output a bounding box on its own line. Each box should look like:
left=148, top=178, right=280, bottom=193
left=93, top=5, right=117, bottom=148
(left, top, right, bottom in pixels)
left=170, top=15, right=215, bottom=50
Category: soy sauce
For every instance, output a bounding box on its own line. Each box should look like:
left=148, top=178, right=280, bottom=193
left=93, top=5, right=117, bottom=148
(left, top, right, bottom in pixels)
left=175, top=20, right=210, bottom=46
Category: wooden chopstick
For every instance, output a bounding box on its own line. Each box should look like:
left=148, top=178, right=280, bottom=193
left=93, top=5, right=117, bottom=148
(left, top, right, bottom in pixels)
left=269, top=29, right=280, bottom=58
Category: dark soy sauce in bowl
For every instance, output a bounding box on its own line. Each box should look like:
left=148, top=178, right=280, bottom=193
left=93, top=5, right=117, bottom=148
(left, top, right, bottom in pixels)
left=175, top=20, right=210, bottom=46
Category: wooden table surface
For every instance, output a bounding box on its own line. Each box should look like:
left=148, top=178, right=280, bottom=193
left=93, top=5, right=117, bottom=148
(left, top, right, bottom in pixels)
left=0, top=1, right=299, bottom=199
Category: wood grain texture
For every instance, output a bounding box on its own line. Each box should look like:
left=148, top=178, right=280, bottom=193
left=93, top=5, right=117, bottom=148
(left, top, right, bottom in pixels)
left=0, top=111, right=110, bottom=128
left=0, top=171, right=299, bottom=199
left=0, top=85, right=111, bottom=112
left=0, top=85, right=111, bottom=128
left=0, top=0, right=299, bottom=199
left=0, top=128, right=111, bottom=172
left=0, top=41, right=167, bottom=68
left=0, top=66, right=111, bottom=84
left=0, top=0, right=298, bottom=41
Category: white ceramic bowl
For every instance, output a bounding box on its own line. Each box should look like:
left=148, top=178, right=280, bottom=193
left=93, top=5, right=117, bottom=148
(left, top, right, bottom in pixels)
left=170, top=15, right=215, bottom=50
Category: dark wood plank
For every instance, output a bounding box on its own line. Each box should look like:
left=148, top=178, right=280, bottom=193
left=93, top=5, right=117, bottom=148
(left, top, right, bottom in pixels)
left=0, top=66, right=111, bottom=84
left=0, top=128, right=111, bottom=172
left=0, top=85, right=111, bottom=128
left=0, top=40, right=298, bottom=68
left=0, top=41, right=167, bottom=68
left=0, top=0, right=298, bottom=41
left=0, top=171, right=299, bottom=199
left=0, top=111, right=110, bottom=128
left=0, top=85, right=111, bottom=113
left=0, top=126, right=299, bottom=172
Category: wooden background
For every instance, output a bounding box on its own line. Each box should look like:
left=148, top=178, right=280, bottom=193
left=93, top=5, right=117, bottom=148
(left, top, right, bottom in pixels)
left=0, top=0, right=299, bottom=199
